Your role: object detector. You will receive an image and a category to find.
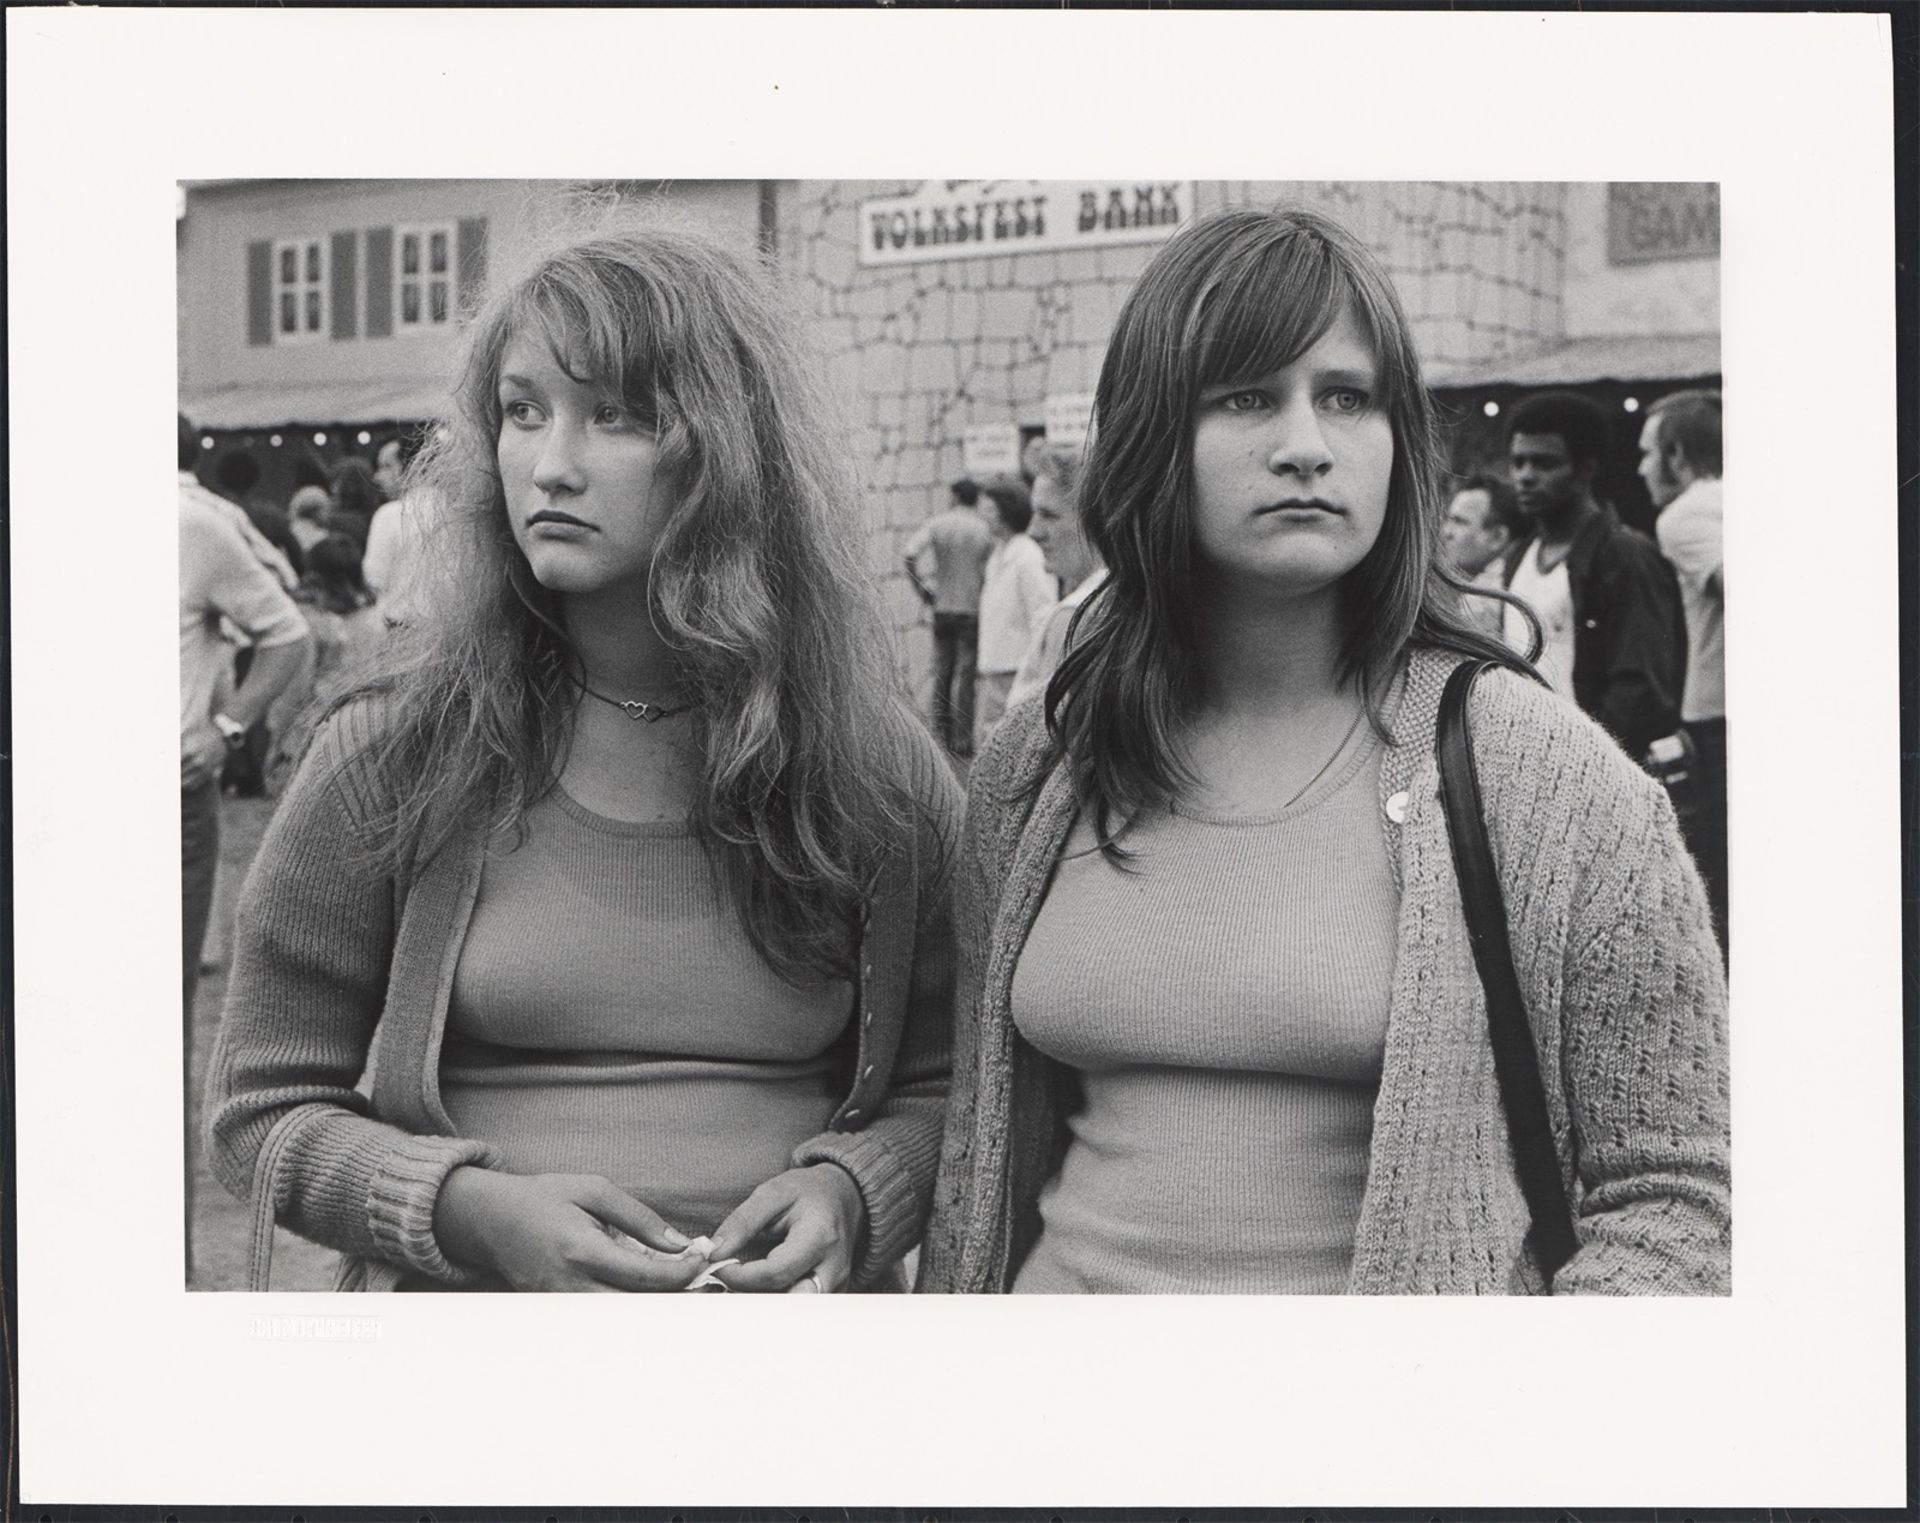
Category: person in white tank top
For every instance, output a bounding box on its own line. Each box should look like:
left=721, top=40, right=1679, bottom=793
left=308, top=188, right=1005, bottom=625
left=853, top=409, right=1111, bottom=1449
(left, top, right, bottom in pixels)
left=1499, top=390, right=1686, bottom=761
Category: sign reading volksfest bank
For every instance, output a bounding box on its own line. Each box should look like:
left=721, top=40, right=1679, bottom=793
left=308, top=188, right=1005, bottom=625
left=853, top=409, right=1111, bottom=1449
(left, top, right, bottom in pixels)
left=860, top=180, right=1194, bottom=267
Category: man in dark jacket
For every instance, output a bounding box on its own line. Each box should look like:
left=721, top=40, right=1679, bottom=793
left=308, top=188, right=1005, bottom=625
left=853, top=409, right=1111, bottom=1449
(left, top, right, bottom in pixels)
left=1502, top=390, right=1685, bottom=763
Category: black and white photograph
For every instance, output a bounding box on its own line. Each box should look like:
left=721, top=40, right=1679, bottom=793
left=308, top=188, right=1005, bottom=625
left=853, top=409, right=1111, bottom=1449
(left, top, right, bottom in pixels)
left=8, top=7, right=1909, bottom=1514
left=176, top=176, right=1730, bottom=1300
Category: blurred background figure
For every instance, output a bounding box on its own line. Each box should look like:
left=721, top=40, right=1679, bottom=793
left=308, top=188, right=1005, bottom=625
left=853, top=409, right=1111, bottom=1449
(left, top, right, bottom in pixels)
left=179, top=414, right=311, bottom=1005
left=200, top=447, right=301, bottom=799
left=362, top=431, right=439, bottom=629
left=902, top=477, right=994, bottom=756
left=1642, top=389, right=1726, bottom=953
left=287, top=484, right=333, bottom=555
left=1441, top=473, right=1523, bottom=636
left=267, top=532, right=384, bottom=791
left=294, top=532, right=383, bottom=693
left=180, top=412, right=311, bottom=1275
left=323, top=455, right=382, bottom=550
left=372, top=437, right=407, bottom=500
left=211, top=450, right=301, bottom=588
left=1502, top=390, right=1684, bottom=766
left=973, top=476, right=1054, bottom=753
left=1020, top=431, right=1053, bottom=486
left=1008, top=446, right=1104, bottom=711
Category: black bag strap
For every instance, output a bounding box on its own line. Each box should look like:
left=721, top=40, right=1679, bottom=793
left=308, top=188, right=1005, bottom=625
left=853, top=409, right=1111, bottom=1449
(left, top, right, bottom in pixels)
left=1435, top=659, right=1580, bottom=1287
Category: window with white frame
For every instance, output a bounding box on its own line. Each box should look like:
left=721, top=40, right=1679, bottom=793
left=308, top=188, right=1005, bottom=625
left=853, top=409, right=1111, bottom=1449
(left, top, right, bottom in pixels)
left=272, top=237, right=328, bottom=342
left=395, top=223, right=457, bottom=331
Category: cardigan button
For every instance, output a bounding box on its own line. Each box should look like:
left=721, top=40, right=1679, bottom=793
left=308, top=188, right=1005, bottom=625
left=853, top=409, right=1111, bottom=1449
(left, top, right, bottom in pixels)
left=1385, top=790, right=1409, bottom=824
left=862, top=1064, right=875, bottom=1081
left=844, top=1108, right=862, bottom=1124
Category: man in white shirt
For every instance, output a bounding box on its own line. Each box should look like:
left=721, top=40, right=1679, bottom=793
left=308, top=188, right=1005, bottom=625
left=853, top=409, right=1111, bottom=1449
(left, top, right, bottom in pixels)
left=1641, top=388, right=1726, bottom=951
left=902, top=478, right=995, bottom=755
left=973, top=476, right=1057, bottom=752
left=179, top=415, right=311, bottom=1014
left=363, top=435, right=446, bottom=629
left=1441, top=473, right=1522, bottom=637
left=1009, top=447, right=1104, bottom=712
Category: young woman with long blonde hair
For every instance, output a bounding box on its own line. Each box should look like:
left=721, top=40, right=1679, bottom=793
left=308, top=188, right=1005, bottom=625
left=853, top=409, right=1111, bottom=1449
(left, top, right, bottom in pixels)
left=209, top=225, right=957, bottom=1293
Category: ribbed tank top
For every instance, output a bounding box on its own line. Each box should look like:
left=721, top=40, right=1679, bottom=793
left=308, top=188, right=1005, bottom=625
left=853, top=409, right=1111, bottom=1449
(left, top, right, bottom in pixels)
left=1010, top=699, right=1400, bottom=1293
left=439, top=786, right=853, bottom=1240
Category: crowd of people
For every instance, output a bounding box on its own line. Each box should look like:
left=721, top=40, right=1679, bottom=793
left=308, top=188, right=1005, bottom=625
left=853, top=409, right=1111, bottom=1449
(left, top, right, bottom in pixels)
left=177, top=428, right=434, bottom=807
left=181, top=204, right=1728, bottom=1296
left=1439, top=387, right=1727, bottom=949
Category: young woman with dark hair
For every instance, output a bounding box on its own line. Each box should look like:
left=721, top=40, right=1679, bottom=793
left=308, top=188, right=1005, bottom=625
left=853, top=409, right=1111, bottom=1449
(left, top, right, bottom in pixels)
left=208, top=224, right=957, bottom=1293
left=920, top=207, right=1728, bottom=1296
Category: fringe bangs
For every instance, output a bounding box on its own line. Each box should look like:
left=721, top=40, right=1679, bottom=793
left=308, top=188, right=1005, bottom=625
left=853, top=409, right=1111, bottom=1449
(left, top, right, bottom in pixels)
left=506, top=256, right=672, bottom=431
left=1186, top=233, right=1346, bottom=395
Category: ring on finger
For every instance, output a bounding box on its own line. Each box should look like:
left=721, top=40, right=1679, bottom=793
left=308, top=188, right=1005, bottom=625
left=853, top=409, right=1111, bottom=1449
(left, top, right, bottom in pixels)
left=806, top=1270, right=825, bottom=1294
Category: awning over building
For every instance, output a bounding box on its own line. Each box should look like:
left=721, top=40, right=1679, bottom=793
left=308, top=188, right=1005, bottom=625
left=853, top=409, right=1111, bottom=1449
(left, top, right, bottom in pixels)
left=179, top=378, right=453, bottom=431
left=1428, top=332, right=1721, bottom=390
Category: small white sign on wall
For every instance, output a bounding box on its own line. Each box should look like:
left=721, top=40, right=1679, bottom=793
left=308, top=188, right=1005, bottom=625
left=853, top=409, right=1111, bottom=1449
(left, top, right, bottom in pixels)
left=1042, top=392, right=1096, bottom=451
left=962, top=423, right=1023, bottom=478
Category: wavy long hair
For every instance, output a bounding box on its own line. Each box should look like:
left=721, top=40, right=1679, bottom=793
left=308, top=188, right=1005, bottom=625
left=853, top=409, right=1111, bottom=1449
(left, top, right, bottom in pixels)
left=336, top=224, right=912, bottom=984
left=1045, top=206, right=1534, bottom=853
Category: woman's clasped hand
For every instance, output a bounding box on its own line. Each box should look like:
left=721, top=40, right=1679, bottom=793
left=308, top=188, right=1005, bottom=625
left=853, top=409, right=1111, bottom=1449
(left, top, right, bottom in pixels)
left=431, top=1164, right=864, bottom=1293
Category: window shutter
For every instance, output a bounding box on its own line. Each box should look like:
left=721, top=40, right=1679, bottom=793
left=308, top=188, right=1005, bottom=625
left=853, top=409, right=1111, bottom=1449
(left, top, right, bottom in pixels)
left=246, top=240, right=272, bottom=346
left=457, top=217, right=489, bottom=314
left=330, top=231, right=358, bottom=340
left=364, top=226, right=394, bottom=338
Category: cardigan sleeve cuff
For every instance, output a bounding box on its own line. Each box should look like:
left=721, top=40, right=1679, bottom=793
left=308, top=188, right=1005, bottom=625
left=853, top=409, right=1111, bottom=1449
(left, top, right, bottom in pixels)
left=791, top=1128, right=921, bottom=1290
left=365, top=1134, right=499, bottom=1287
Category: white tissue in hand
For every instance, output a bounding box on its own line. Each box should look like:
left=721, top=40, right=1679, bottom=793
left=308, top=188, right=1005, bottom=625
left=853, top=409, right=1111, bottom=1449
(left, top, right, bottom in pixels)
left=602, top=1225, right=736, bottom=1290
left=684, top=1259, right=740, bottom=1292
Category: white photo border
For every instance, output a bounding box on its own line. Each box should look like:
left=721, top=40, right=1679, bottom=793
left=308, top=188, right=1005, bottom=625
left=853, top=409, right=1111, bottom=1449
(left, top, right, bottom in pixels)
left=5, top=7, right=1906, bottom=1510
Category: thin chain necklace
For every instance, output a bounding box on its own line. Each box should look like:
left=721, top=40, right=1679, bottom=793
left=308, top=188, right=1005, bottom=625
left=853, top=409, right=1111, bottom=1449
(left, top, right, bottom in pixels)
left=573, top=676, right=695, bottom=724
left=1177, top=696, right=1369, bottom=819
left=1280, top=698, right=1369, bottom=810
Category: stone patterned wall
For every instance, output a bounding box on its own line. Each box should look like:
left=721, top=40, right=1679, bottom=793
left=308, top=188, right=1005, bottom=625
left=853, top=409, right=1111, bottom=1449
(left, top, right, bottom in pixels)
left=775, top=180, right=1569, bottom=700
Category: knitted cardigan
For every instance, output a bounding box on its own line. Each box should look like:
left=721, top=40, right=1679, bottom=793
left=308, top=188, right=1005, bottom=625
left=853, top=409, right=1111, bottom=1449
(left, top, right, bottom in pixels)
left=918, top=647, right=1730, bottom=1295
left=205, top=701, right=959, bottom=1291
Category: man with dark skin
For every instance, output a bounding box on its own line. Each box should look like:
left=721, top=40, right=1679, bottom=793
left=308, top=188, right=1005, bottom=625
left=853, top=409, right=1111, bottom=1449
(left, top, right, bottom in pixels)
left=1502, top=390, right=1685, bottom=764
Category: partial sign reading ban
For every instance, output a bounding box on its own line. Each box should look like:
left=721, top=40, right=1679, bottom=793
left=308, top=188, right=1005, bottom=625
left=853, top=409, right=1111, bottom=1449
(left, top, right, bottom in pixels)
left=1607, top=183, right=1720, bottom=265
